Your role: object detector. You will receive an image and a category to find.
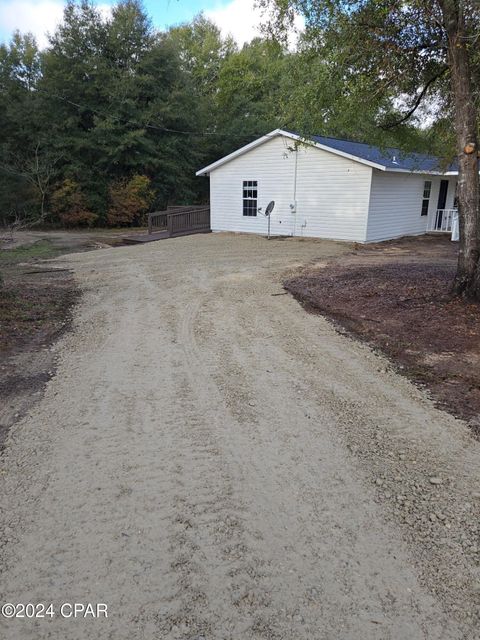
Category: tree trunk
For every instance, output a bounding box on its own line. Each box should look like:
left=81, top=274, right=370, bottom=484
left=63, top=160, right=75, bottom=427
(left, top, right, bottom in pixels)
left=441, top=1, right=480, bottom=298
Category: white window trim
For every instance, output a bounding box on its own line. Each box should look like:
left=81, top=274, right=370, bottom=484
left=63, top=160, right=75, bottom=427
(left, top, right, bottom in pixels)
left=242, top=180, right=258, bottom=217
left=421, top=180, right=432, bottom=216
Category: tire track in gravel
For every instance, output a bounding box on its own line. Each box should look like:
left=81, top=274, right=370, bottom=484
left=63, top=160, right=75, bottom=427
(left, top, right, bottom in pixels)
left=158, top=294, right=278, bottom=639
left=157, top=272, right=466, bottom=640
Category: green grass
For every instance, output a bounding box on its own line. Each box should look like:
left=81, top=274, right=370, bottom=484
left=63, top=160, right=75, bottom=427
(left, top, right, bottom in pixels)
left=0, top=240, right=64, bottom=267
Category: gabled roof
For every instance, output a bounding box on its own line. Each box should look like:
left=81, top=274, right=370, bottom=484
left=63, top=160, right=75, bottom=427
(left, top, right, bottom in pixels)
left=196, top=129, right=458, bottom=176
left=307, top=133, right=457, bottom=173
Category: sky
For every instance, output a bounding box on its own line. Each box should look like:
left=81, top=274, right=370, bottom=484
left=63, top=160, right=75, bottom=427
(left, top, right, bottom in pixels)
left=0, top=0, right=299, bottom=49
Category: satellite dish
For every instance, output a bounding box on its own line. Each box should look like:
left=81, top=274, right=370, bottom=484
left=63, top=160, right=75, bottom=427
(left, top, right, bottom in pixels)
left=263, top=200, right=275, bottom=239
left=265, top=201, right=275, bottom=217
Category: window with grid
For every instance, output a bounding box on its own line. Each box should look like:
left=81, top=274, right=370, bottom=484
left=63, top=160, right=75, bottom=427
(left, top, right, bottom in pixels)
left=242, top=180, right=258, bottom=216
left=421, top=180, right=432, bottom=216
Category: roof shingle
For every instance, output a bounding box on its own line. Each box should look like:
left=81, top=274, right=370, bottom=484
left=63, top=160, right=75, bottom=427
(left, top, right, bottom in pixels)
left=305, top=133, right=457, bottom=172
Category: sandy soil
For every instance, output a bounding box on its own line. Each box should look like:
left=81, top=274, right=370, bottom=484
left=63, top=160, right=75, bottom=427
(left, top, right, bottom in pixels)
left=1, top=233, right=479, bottom=640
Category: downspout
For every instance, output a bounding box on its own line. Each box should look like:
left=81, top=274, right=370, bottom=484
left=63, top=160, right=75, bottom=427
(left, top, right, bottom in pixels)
left=292, top=146, right=298, bottom=237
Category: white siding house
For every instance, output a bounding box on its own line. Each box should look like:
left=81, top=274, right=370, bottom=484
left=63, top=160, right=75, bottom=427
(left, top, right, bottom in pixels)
left=366, top=171, right=457, bottom=242
left=196, top=129, right=459, bottom=243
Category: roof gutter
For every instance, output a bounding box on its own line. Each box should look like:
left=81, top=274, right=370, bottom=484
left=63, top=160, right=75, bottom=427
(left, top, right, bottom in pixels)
left=385, top=167, right=458, bottom=176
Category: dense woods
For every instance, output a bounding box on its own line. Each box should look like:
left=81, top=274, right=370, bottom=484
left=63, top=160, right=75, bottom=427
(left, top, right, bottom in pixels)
left=1, top=0, right=442, bottom=230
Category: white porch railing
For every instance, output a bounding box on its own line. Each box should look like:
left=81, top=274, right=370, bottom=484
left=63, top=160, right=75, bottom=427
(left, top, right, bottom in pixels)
left=427, top=209, right=458, bottom=233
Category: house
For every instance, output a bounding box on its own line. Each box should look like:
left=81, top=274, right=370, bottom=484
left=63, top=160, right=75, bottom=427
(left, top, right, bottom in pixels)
left=196, top=129, right=459, bottom=243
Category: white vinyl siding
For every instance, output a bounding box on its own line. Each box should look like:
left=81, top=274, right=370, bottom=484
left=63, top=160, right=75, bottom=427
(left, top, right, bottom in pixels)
left=210, top=136, right=297, bottom=236
left=366, top=171, right=457, bottom=243
left=294, top=144, right=371, bottom=241
left=209, top=135, right=372, bottom=242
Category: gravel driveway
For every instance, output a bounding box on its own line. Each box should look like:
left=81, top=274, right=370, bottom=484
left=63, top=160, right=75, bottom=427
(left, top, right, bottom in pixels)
left=1, top=233, right=479, bottom=639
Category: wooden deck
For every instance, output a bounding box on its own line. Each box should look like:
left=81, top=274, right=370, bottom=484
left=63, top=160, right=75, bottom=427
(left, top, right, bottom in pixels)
left=123, top=206, right=210, bottom=244
left=123, top=231, right=170, bottom=244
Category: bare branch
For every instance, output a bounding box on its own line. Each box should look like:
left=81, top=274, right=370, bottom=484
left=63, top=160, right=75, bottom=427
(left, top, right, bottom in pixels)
left=380, top=66, right=449, bottom=129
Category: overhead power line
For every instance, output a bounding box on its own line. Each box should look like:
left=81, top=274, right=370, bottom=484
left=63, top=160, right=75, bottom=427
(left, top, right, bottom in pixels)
left=34, top=87, right=289, bottom=139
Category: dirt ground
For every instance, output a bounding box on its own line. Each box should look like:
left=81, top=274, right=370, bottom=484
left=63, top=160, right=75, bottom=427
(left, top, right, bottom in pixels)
left=0, top=229, right=135, bottom=448
left=284, top=235, right=480, bottom=436
left=0, top=233, right=479, bottom=639
left=0, top=228, right=134, bottom=251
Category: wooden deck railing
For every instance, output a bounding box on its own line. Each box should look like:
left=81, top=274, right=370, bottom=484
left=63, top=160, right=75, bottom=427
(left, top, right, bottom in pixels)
left=148, top=205, right=210, bottom=237
left=168, top=207, right=210, bottom=236
left=147, top=211, right=168, bottom=234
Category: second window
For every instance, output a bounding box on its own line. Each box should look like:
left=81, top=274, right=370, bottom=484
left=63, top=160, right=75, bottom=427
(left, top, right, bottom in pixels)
left=421, top=180, right=432, bottom=216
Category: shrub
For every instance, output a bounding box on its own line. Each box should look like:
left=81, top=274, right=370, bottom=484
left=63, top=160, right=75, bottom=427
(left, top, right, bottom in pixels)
left=51, top=180, right=97, bottom=227
left=107, top=175, right=154, bottom=226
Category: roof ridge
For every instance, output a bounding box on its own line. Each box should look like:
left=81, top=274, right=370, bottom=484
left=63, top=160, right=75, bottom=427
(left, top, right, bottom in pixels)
left=311, top=134, right=437, bottom=158
left=286, top=129, right=388, bottom=149
left=287, top=130, right=440, bottom=159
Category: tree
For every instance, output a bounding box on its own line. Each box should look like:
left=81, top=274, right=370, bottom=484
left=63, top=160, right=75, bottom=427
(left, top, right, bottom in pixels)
left=164, top=15, right=238, bottom=200
left=1, top=143, right=63, bottom=226
left=216, top=38, right=289, bottom=143
left=51, top=179, right=97, bottom=226
left=0, top=31, right=51, bottom=228
left=439, top=1, right=480, bottom=296
left=107, top=174, right=154, bottom=225
left=262, top=0, right=480, bottom=299
left=39, top=1, right=205, bottom=217
left=38, top=1, right=110, bottom=219
left=165, top=14, right=236, bottom=97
